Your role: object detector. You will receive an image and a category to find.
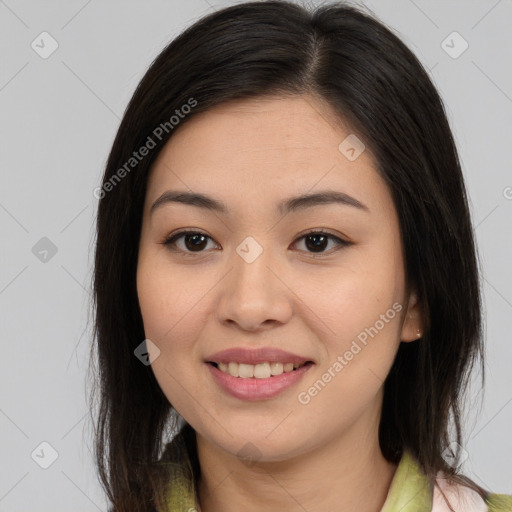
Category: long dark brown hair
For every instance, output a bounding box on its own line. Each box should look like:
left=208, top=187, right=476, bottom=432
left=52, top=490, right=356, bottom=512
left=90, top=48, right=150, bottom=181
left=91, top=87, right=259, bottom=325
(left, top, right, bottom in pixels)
left=89, top=1, right=487, bottom=510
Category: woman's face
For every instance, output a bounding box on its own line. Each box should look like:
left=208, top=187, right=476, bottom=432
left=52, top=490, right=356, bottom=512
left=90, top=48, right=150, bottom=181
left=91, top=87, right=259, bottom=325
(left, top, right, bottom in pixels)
left=136, top=94, right=422, bottom=462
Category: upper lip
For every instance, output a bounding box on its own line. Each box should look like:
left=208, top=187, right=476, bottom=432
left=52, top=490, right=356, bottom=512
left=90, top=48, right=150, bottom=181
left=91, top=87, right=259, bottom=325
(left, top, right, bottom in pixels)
left=206, top=347, right=314, bottom=365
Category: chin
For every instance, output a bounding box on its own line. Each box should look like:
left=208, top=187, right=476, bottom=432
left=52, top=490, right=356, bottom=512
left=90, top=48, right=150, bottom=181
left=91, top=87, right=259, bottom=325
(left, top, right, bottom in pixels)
left=219, top=431, right=308, bottom=463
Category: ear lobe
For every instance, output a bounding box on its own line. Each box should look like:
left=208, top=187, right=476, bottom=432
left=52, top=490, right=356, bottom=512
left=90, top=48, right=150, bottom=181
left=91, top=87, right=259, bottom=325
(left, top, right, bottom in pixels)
left=400, top=291, right=423, bottom=343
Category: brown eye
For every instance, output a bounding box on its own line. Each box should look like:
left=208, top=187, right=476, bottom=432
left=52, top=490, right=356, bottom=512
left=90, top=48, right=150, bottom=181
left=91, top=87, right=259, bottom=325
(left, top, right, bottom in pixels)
left=162, top=231, right=217, bottom=253
left=303, top=233, right=330, bottom=252
left=293, top=230, right=350, bottom=254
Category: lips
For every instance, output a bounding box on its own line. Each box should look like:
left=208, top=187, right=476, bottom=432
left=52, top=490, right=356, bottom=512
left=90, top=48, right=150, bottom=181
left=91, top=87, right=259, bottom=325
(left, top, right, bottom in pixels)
left=205, top=347, right=314, bottom=366
left=206, top=358, right=314, bottom=401
left=204, top=347, right=315, bottom=400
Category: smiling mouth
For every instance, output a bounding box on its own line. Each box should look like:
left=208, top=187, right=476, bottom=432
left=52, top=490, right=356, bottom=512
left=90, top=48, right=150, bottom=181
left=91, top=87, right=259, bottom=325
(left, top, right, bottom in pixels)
left=207, top=361, right=314, bottom=379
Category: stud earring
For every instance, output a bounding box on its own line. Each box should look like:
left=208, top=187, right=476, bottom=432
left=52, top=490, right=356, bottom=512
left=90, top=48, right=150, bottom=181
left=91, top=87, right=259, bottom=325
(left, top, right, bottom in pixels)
left=416, top=329, right=422, bottom=338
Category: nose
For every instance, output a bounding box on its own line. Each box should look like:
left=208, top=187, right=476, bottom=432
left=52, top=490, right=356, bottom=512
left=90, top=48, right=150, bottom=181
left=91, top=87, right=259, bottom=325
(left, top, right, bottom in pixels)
left=215, top=244, right=293, bottom=332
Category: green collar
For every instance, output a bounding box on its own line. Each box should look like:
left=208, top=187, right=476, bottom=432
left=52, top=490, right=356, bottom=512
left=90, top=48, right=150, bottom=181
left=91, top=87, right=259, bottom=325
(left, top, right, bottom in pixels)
left=380, top=450, right=432, bottom=511
left=161, top=460, right=197, bottom=511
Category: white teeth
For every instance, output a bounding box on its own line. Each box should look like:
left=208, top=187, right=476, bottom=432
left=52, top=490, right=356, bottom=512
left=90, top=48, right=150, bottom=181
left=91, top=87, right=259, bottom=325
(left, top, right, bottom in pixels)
left=215, top=361, right=306, bottom=378
left=254, top=362, right=271, bottom=379
left=238, top=363, right=254, bottom=378
left=228, top=361, right=239, bottom=377
left=270, top=362, right=283, bottom=375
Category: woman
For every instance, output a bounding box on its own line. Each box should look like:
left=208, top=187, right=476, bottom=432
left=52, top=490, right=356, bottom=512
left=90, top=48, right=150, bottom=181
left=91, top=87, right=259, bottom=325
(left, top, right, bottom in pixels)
left=91, top=1, right=512, bottom=511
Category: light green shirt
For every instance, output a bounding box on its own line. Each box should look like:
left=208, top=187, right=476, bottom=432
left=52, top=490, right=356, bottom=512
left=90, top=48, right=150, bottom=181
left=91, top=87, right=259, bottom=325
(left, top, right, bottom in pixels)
left=158, top=441, right=512, bottom=511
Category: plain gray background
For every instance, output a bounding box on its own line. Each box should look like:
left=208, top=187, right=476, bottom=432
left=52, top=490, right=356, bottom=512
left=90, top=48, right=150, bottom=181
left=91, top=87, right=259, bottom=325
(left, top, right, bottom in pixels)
left=1, top=0, right=511, bottom=510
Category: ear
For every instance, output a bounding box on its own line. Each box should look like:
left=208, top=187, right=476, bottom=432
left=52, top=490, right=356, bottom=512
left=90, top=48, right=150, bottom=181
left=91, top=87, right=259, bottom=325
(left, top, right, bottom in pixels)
left=400, top=290, right=423, bottom=342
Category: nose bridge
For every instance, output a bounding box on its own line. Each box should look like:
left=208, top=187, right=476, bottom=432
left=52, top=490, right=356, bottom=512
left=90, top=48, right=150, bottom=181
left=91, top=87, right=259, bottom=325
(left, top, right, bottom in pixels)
left=216, top=235, right=291, bottom=329
left=232, top=235, right=277, bottom=299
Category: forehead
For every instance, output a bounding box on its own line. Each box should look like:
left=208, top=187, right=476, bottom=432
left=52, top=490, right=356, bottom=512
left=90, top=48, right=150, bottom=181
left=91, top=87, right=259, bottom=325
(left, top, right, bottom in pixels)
left=160, top=94, right=352, bottom=159
left=145, top=94, right=391, bottom=219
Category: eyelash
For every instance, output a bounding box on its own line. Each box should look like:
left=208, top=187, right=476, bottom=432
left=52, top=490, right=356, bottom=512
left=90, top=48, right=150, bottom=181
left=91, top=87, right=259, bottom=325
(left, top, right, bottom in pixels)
left=160, top=228, right=351, bottom=257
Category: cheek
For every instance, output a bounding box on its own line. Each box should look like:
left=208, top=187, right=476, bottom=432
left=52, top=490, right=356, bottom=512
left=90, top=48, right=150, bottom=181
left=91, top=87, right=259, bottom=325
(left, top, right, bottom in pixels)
left=136, top=254, right=207, bottom=342
left=296, top=244, right=404, bottom=404
left=298, top=250, right=403, bottom=345
left=136, top=256, right=212, bottom=410
left=296, top=280, right=402, bottom=430
left=137, top=263, right=168, bottom=341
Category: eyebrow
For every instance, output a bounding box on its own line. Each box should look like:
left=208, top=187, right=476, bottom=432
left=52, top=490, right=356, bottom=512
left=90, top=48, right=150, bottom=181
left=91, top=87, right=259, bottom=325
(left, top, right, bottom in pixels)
left=150, top=189, right=370, bottom=216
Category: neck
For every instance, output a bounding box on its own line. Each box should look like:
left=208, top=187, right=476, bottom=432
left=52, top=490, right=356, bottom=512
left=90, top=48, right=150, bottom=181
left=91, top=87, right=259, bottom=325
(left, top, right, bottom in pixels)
left=196, top=402, right=397, bottom=512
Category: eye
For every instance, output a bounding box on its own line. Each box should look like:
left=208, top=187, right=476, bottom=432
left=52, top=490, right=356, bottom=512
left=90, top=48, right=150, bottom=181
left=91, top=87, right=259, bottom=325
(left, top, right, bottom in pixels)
left=161, top=230, right=218, bottom=254
left=160, top=229, right=351, bottom=256
left=293, top=229, right=351, bottom=254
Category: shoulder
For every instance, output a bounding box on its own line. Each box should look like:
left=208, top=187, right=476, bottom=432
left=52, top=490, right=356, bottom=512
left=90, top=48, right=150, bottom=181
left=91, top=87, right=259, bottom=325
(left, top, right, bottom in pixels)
left=433, top=476, right=512, bottom=512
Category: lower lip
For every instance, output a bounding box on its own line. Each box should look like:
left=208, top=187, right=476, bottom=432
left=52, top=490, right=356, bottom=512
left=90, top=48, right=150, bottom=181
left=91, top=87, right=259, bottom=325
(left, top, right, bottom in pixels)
left=206, top=362, right=313, bottom=401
